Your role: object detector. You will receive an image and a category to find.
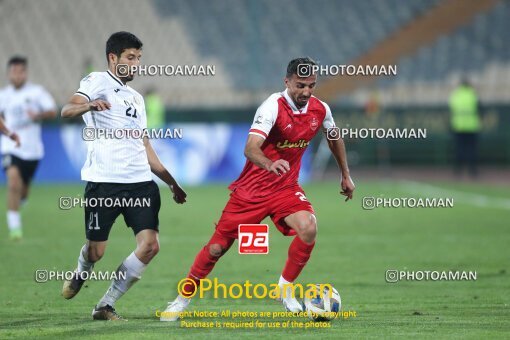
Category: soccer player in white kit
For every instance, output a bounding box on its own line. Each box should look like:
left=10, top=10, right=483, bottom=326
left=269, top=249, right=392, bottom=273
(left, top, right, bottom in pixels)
left=61, top=32, right=187, bottom=320
left=0, top=56, right=57, bottom=240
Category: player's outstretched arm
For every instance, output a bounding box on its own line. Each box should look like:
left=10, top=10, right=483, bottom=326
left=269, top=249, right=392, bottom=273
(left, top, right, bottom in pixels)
left=61, top=95, right=110, bottom=118
left=326, top=135, right=355, bottom=201
left=0, top=117, right=20, bottom=147
left=244, top=134, right=289, bottom=176
left=143, top=137, right=187, bottom=204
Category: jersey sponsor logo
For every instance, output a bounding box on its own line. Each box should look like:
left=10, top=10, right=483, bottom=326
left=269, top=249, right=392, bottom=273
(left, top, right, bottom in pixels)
left=238, top=224, right=269, bottom=254
left=276, top=139, right=310, bottom=149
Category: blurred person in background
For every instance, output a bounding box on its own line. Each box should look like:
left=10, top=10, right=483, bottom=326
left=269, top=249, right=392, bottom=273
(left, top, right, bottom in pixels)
left=82, top=57, right=95, bottom=78
left=0, top=56, right=57, bottom=240
left=145, top=88, right=165, bottom=129
left=449, top=78, right=481, bottom=179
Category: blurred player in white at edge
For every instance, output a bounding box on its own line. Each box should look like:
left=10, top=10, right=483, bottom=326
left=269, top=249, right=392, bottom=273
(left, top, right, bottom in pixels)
left=0, top=56, right=56, bottom=240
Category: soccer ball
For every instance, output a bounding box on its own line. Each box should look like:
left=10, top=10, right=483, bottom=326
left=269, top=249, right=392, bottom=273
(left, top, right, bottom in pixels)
left=303, top=284, right=341, bottom=321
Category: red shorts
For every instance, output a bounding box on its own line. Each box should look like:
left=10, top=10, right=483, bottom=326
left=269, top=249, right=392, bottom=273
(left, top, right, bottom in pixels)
left=215, top=185, right=315, bottom=239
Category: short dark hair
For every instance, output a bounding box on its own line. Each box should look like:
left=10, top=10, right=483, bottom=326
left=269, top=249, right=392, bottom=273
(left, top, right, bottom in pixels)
left=286, top=57, right=317, bottom=78
left=7, top=55, right=27, bottom=68
left=105, top=31, right=143, bottom=62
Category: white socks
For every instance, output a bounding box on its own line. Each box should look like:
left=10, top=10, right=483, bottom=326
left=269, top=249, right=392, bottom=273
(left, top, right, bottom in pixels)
left=7, top=210, right=21, bottom=231
left=77, top=245, right=94, bottom=273
left=279, top=275, right=296, bottom=300
left=98, top=252, right=147, bottom=308
left=176, top=294, right=191, bottom=305
left=279, top=275, right=292, bottom=287
left=278, top=275, right=303, bottom=312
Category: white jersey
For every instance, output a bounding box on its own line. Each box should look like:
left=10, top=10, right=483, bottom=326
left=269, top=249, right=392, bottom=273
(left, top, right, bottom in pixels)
left=75, top=71, right=152, bottom=183
left=0, top=82, right=56, bottom=160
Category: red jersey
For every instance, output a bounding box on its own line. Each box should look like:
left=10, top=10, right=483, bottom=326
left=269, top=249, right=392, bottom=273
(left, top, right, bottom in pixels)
left=229, top=89, right=335, bottom=201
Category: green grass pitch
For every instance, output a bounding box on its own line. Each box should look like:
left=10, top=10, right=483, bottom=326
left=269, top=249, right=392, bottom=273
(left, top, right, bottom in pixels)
left=0, top=180, right=508, bottom=339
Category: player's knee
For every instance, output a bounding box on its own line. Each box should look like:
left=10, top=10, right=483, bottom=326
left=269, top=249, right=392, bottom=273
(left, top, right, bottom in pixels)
left=297, top=218, right=317, bottom=243
left=140, top=240, right=160, bottom=259
left=7, top=177, right=21, bottom=193
left=209, top=243, right=223, bottom=258
left=87, top=245, right=105, bottom=262
left=150, top=241, right=160, bottom=257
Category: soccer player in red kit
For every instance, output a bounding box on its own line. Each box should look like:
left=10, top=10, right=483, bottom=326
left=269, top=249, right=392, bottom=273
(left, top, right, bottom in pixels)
left=161, top=58, right=355, bottom=321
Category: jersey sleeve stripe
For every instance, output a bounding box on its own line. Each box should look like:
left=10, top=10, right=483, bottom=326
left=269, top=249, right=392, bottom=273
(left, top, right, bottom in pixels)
left=75, top=91, right=91, bottom=101
left=249, top=129, right=268, bottom=138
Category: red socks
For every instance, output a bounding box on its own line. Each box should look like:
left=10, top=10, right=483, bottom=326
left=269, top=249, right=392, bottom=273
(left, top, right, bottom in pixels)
left=281, top=236, right=315, bottom=282
left=181, top=233, right=314, bottom=297
left=183, top=231, right=234, bottom=297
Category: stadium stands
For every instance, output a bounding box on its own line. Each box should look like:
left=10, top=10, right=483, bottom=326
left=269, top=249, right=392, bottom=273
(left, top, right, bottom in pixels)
left=153, top=0, right=439, bottom=91
left=0, top=0, right=235, bottom=107
left=370, top=0, right=510, bottom=106
left=0, top=0, right=508, bottom=107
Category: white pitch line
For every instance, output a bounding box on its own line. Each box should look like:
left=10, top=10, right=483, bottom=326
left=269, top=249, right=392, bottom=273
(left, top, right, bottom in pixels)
left=397, top=180, right=510, bottom=210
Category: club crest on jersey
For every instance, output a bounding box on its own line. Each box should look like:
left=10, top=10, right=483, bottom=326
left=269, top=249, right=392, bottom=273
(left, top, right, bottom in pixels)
left=276, top=139, right=310, bottom=149
left=310, top=117, right=319, bottom=131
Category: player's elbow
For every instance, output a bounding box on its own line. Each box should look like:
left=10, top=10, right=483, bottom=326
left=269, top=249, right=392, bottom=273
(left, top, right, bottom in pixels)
left=244, top=145, right=252, bottom=159
left=327, top=137, right=344, bottom=149
left=60, top=106, right=68, bottom=118
left=60, top=105, right=72, bottom=118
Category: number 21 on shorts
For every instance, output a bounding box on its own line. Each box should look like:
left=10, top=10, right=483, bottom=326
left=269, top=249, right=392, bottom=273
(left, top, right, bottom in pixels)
left=88, top=212, right=100, bottom=230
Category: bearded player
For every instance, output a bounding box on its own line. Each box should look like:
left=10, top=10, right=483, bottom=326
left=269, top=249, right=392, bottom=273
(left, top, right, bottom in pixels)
left=161, top=57, right=355, bottom=321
